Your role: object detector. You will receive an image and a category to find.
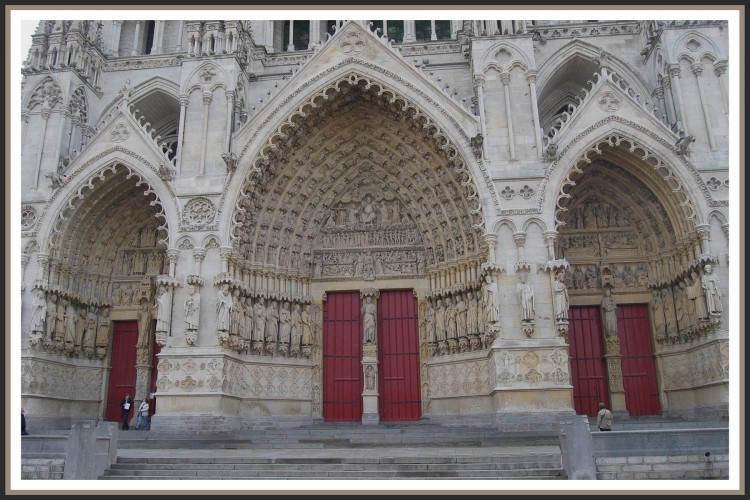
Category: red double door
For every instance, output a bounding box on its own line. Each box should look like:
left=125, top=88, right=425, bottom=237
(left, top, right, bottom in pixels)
left=105, top=320, right=160, bottom=423
left=322, top=290, right=421, bottom=422
left=568, top=304, right=660, bottom=417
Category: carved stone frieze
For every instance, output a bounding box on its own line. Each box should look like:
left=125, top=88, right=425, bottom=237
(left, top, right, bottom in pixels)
left=660, top=341, right=729, bottom=390
left=21, top=359, right=104, bottom=400
left=494, top=348, right=570, bottom=387
left=428, top=358, right=491, bottom=398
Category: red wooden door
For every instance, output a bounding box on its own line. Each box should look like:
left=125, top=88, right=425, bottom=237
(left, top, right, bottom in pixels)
left=106, top=320, right=138, bottom=422
left=322, top=292, right=363, bottom=422
left=378, top=290, right=421, bottom=421
left=568, top=306, right=608, bottom=416
left=617, top=304, right=661, bottom=416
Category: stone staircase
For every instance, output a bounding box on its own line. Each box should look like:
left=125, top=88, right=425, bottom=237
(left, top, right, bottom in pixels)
left=100, top=420, right=567, bottom=480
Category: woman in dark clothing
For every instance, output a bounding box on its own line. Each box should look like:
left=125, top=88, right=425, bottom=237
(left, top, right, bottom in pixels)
left=120, top=394, right=133, bottom=430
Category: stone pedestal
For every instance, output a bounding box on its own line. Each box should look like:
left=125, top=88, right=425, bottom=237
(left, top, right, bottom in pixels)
left=362, top=344, right=379, bottom=425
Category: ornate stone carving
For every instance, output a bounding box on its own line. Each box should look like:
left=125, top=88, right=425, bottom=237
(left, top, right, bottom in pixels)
left=182, top=197, right=217, bottom=231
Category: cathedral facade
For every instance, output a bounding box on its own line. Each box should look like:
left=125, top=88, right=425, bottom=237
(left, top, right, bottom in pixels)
left=18, top=18, right=731, bottom=431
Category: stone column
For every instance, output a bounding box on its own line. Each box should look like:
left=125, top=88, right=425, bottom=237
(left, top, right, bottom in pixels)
left=199, top=91, right=212, bottom=175
left=474, top=74, right=488, bottom=159
left=360, top=288, right=380, bottom=425
left=526, top=70, right=544, bottom=156
left=601, top=287, right=625, bottom=412
left=287, top=19, right=295, bottom=51
left=713, top=61, right=729, bottom=113
left=110, top=21, right=123, bottom=56
left=430, top=20, right=437, bottom=40
left=661, top=76, right=677, bottom=126
left=404, top=20, right=415, bottom=42
left=695, top=224, right=712, bottom=257
left=500, top=72, right=516, bottom=160
left=224, top=90, right=235, bottom=152
left=543, top=230, right=558, bottom=261
left=34, top=106, right=51, bottom=187
left=483, top=232, right=497, bottom=264
left=150, top=20, right=162, bottom=54
left=669, top=64, right=689, bottom=135
left=176, top=94, right=188, bottom=173
left=692, top=62, right=716, bottom=150
left=131, top=21, right=142, bottom=56
left=175, top=20, right=184, bottom=51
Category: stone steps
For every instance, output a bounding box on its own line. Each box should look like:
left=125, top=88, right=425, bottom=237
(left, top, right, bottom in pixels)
left=100, top=454, right=566, bottom=480
left=104, top=420, right=566, bottom=480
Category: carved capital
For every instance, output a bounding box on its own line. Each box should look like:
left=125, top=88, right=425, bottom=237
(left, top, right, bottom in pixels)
left=713, top=60, right=728, bottom=77
left=525, top=70, right=538, bottom=84
left=499, top=72, right=511, bottom=86
left=691, top=63, right=703, bottom=77
left=669, top=64, right=681, bottom=78
left=473, top=73, right=486, bottom=86
left=512, top=231, right=527, bottom=247
left=193, top=249, right=206, bottom=262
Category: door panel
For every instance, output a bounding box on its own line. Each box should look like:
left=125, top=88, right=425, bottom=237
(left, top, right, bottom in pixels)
left=378, top=290, right=421, bottom=421
left=617, top=304, right=660, bottom=416
left=322, top=292, right=363, bottom=422
left=106, top=320, right=138, bottom=422
left=568, top=306, right=608, bottom=417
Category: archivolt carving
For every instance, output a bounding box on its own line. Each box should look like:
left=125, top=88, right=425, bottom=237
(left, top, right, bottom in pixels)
left=47, top=163, right=169, bottom=251
left=552, top=132, right=698, bottom=232
left=230, top=77, right=487, bottom=275
left=230, top=58, right=498, bottom=216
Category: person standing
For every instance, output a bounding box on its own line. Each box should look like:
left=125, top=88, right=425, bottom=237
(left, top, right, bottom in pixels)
left=120, top=393, right=133, bottom=430
left=135, top=398, right=150, bottom=430
left=596, top=402, right=613, bottom=431
left=21, top=408, right=29, bottom=435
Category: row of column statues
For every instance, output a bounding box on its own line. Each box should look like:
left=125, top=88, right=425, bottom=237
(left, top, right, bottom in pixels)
left=650, top=264, right=723, bottom=344
left=214, top=283, right=315, bottom=358
left=27, top=289, right=111, bottom=359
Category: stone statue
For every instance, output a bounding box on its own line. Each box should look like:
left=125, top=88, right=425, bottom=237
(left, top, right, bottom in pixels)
left=29, top=289, right=47, bottom=343
left=230, top=289, right=245, bottom=338
left=482, top=274, right=499, bottom=325
left=359, top=194, right=377, bottom=225
left=365, top=364, right=375, bottom=390
left=215, top=284, right=232, bottom=334
left=184, top=284, right=201, bottom=331
left=137, top=299, right=153, bottom=348
left=435, top=298, right=446, bottom=342
left=290, top=303, right=302, bottom=355
left=154, top=285, right=171, bottom=338
left=301, top=304, right=313, bottom=345
left=517, top=273, right=535, bottom=322
left=95, top=306, right=111, bottom=348
left=362, top=296, right=377, bottom=343
left=425, top=300, right=436, bottom=343
left=601, top=287, right=617, bottom=337
left=689, top=271, right=708, bottom=320
left=278, top=302, right=292, bottom=345
left=445, top=295, right=457, bottom=341
left=701, top=264, right=723, bottom=316
left=553, top=270, right=569, bottom=322
left=650, top=289, right=665, bottom=341
left=466, top=291, right=478, bottom=336
left=253, top=299, right=266, bottom=343
left=455, top=293, right=468, bottom=335
left=265, top=300, right=279, bottom=344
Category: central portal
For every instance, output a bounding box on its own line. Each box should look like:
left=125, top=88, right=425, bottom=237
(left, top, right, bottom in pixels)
left=322, top=290, right=421, bottom=422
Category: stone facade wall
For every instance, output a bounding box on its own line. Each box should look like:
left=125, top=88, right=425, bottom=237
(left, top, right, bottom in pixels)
left=21, top=458, right=65, bottom=480
left=595, top=454, right=729, bottom=480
